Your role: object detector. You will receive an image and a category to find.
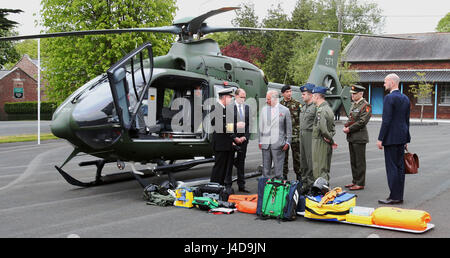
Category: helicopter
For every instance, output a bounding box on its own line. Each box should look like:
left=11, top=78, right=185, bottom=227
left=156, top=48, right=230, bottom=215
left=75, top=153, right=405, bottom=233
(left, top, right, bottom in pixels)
left=0, top=7, right=408, bottom=188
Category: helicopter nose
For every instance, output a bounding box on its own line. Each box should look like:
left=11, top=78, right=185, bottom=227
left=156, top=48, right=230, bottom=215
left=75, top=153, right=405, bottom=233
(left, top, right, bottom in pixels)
left=50, top=108, right=73, bottom=140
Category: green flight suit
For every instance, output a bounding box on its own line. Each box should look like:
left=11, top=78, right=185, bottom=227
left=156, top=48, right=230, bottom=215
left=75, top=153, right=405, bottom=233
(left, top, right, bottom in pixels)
left=280, top=98, right=301, bottom=179
left=345, top=98, right=372, bottom=186
left=312, top=101, right=335, bottom=182
left=299, top=102, right=316, bottom=192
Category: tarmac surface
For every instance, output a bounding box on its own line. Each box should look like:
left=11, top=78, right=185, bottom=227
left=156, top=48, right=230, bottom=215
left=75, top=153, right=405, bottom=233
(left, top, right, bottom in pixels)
left=0, top=120, right=449, bottom=238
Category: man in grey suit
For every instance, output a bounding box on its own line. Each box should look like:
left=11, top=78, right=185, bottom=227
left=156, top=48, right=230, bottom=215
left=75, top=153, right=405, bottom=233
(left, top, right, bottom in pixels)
left=259, top=90, right=292, bottom=179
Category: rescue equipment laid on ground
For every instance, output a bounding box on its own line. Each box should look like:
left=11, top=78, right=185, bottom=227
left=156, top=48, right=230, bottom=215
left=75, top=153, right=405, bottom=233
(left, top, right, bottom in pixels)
left=228, top=194, right=258, bottom=205
left=192, top=196, right=219, bottom=211
left=236, top=200, right=257, bottom=214
left=257, top=178, right=301, bottom=221
left=371, top=207, right=431, bottom=231
left=304, top=192, right=357, bottom=221
left=193, top=182, right=233, bottom=201
left=174, top=187, right=194, bottom=208
left=209, top=207, right=235, bottom=215
left=145, top=192, right=175, bottom=207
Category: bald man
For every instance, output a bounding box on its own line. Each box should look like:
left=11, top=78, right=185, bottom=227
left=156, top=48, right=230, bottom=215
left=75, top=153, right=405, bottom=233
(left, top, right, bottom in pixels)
left=377, top=73, right=411, bottom=205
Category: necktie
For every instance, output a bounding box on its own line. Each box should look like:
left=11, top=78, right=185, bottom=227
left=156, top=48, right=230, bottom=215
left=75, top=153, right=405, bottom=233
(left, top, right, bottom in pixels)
left=239, top=104, right=244, bottom=120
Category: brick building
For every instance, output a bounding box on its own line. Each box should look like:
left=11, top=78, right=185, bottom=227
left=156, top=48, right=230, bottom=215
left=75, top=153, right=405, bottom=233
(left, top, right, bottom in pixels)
left=342, top=32, right=450, bottom=119
left=0, top=55, right=47, bottom=120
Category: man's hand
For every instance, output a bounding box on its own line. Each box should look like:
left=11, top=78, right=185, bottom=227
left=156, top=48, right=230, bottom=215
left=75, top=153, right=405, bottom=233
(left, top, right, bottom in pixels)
left=343, top=127, right=350, bottom=134
left=332, top=143, right=338, bottom=150
left=234, top=137, right=242, bottom=144
left=377, top=140, right=383, bottom=150
left=282, top=144, right=289, bottom=151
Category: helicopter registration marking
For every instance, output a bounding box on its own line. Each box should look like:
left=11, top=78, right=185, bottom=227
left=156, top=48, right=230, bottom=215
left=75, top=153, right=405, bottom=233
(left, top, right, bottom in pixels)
left=324, top=57, right=334, bottom=67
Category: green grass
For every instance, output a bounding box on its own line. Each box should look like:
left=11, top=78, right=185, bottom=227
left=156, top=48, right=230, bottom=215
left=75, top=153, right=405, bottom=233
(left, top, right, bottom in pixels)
left=0, top=133, right=59, bottom=144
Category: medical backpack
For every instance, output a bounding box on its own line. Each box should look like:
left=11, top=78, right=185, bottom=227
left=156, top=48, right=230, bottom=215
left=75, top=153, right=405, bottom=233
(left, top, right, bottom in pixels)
left=256, top=177, right=301, bottom=221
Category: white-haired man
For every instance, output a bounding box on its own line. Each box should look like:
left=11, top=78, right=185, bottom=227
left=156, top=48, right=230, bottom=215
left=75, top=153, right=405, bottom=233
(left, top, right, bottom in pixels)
left=259, top=90, right=292, bottom=179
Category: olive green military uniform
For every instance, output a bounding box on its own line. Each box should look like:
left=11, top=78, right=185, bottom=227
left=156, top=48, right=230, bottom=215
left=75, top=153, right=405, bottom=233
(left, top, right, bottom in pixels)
left=299, top=102, right=316, bottom=192
left=346, top=98, right=372, bottom=186
left=280, top=98, right=301, bottom=180
left=312, top=101, right=335, bottom=182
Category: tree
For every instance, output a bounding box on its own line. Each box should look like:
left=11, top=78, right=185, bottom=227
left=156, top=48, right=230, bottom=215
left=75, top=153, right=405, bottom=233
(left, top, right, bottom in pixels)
left=260, top=5, right=296, bottom=84
left=40, top=0, right=176, bottom=103
left=288, top=0, right=383, bottom=85
left=436, top=12, right=450, bottom=32
left=221, top=41, right=264, bottom=67
left=0, top=8, right=22, bottom=31
left=409, top=72, right=434, bottom=122
left=0, top=8, right=22, bottom=69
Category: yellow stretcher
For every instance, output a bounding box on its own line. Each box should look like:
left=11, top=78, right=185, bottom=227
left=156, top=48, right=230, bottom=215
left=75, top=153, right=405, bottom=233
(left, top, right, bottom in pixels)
left=298, top=211, right=435, bottom=234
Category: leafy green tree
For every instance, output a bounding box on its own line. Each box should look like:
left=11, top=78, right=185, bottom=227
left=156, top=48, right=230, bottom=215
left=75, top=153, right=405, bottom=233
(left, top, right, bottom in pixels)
left=288, top=0, right=383, bottom=85
left=409, top=72, right=434, bottom=122
left=40, top=0, right=176, bottom=103
left=436, top=12, right=450, bottom=32
left=0, top=8, right=22, bottom=69
left=260, top=5, right=296, bottom=84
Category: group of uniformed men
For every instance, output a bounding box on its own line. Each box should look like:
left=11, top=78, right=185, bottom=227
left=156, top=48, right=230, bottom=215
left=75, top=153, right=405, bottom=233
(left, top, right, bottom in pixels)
left=279, top=83, right=371, bottom=194
left=211, top=83, right=372, bottom=195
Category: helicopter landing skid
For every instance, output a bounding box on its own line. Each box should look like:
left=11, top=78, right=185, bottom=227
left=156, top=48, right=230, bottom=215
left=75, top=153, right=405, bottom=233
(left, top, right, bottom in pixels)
left=55, top=159, right=137, bottom=187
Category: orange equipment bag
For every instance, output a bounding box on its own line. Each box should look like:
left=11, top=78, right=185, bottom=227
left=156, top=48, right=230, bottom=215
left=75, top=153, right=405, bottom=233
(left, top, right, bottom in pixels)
left=236, top=200, right=257, bottom=214
left=372, top=207, right=431, bottom=231
left=228, top=194, right=258, bottom=205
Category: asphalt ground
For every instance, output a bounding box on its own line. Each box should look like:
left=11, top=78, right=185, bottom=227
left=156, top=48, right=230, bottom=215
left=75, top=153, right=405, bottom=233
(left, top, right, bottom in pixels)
left=0, top=120, right=52, bottom=136
left=0, top=120, right=449, bottom=239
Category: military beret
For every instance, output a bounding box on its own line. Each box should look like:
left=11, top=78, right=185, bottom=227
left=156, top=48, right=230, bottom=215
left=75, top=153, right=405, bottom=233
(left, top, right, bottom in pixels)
left=300, top=83, right=316, bottom=93
left=217, top=88, right=234, bottom=96
left=350, top=84, right=365, bottom=93
left=281, top=85, right=291, bottom=93
left=312, top=86, right=328, bottom=95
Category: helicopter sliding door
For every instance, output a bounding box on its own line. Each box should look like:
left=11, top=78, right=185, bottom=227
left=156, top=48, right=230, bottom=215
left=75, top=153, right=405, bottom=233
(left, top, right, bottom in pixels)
left=106, top=42, right=154, bottom=133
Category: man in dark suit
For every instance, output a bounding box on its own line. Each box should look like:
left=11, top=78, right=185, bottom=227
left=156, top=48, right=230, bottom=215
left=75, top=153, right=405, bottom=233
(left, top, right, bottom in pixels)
left=233, top=88, right=251, bottom=192
left=377, top=73, right=411, bottom=205
left=210, top=88, right=238, bottom=189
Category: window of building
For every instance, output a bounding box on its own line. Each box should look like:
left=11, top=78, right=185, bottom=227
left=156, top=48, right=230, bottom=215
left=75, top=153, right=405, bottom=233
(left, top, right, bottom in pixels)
left=440, top=84, right=450, bottom=105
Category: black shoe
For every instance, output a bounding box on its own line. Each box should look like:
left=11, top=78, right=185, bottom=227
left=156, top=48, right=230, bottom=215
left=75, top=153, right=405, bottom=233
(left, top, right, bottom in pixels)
left=238, top=188, right=250, bottom=193
left=378, top=198, right=403, bottom=205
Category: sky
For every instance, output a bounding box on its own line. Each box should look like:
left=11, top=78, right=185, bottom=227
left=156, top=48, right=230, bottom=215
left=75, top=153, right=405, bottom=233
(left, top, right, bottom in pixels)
left=1, top=0, right=449, bottom=36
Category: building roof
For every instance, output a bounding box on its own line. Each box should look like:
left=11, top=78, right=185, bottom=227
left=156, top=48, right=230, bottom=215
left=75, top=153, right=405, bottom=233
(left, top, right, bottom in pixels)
left=343, top=32, right=450, bottom=62
left=355, top=69, right=450, bottom=83
left=0, top=67, right=37, bottom=82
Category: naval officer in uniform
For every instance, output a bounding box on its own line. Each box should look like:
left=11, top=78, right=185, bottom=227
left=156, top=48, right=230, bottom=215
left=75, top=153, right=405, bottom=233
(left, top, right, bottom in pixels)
left=210, top=88, right=238, bottom=189
left=311, top=86, right=337, bottom=182
left=343, top=85, right=372, bottom=191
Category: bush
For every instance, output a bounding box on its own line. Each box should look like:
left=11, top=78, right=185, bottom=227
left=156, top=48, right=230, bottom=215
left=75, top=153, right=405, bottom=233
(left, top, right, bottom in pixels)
left=4, top=101, right=58, bottom=114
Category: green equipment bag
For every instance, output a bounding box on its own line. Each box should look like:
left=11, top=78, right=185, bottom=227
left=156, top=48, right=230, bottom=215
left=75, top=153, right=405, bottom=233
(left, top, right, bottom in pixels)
left=259, top=178, right=301, bottom=220
left=192, top=197, right=220, bottom=211
left=146, top=192, right=175, bottom=207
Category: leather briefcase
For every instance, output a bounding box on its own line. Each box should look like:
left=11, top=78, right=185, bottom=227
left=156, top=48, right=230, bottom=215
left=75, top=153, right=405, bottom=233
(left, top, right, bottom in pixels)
left=404, top=150, right=419, bottom=174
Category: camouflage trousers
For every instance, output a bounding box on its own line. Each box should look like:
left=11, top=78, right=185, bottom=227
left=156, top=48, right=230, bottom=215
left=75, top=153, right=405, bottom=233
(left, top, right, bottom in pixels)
left=283, top=137, right=300, bottom=179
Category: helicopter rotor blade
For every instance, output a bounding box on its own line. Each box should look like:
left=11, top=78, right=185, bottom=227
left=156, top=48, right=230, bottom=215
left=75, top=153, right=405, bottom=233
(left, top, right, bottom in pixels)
left=187, top=7, right=240, bottom=35
left=0, top=26, right=182, bottom=41
left=200, top=26, right=415, bottom=40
